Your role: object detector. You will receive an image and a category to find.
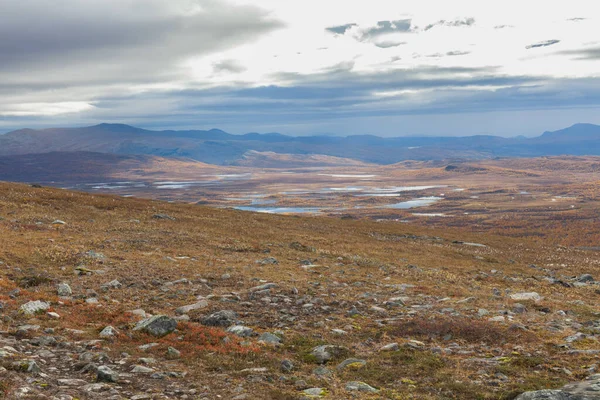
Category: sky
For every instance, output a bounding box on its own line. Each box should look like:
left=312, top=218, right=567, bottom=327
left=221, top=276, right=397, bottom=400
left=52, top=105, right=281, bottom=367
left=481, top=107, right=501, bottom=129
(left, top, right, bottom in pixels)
left=1, top=0, right=599, bottom=137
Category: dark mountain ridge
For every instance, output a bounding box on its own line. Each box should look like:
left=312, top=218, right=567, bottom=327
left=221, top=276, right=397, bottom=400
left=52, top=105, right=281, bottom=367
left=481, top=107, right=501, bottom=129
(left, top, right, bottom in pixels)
left=1, top=123, right=599, bottom=165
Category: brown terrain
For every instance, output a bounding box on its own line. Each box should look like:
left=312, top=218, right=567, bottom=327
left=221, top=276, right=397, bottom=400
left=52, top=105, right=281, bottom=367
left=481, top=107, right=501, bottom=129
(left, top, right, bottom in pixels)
left=1, top=154, right=600, bottom=399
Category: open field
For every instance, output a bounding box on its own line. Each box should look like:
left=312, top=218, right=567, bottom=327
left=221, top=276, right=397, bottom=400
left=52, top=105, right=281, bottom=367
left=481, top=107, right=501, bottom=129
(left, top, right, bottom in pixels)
left=4, top=153, right=598, bottom=247
left=1, top=174, right=600, bottom=398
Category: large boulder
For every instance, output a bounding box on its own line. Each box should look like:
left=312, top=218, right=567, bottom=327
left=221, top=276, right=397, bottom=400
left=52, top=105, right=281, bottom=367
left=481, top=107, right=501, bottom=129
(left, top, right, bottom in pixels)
left=133, top=315, right=177, bottom=337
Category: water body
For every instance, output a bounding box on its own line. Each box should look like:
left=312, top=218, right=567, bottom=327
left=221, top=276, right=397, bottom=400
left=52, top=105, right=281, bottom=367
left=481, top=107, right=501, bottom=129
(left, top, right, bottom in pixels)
left=387, top=197, right=442, bottom=209
left=318, top=174, right=377, bottom=178
left=233, top=206, right=320, bottom=214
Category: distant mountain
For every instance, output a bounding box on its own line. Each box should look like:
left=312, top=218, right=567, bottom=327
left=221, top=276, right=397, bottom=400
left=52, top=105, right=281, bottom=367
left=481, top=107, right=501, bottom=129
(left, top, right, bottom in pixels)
left=1, top=123, right=600, bottom=165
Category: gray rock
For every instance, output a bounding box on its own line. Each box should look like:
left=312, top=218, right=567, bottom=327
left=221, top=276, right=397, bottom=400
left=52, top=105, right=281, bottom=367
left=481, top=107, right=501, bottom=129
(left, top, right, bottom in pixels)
left=345, top=381, right=379, bottom=393
left=131, top=365, right=154, bottom=373
left=380, top=343, right=399, bottom=352
left=97, top=365, right=119, bottom=382
left=337, top=358, right=367, bottom=371
left=256, top=257, right=278, bottom=265
left=249, top=283, right=277, bottom=292
left=227, top=325, right=254, bottom=337
left=313, top=366, right=332, bottom=377
left=102, top=280, right=122, bottom=290
left=258, top=332, right=282, bottom=344
left=578, top=274, right=595, bottom=283
left=201, top=310, right=238, bottom=327
left=175, top=300, right=208, bottom=315
left=99, top=326, right=118, bottom=338
left=167, top=347, right=181, bottom=359
left=302, top=388, right=325, bottom=397
left=514, top=390, right=580, bottom=399
left=133, top=315, right=177, bottom=337
left=310, top=345, right=348, bottom=364
left=57, top=283, right=72, bottom=297
left=20, top=300, right=50, bottom=315
left=510, top=292, right=542, bottom=302
left=281, top=359, right=294, bottom=372
left=152, top=214, right=175, bottom=220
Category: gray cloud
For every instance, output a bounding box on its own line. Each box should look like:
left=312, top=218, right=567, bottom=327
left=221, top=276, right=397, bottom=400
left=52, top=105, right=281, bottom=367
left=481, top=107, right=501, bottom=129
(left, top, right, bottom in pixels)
left=363, top=20, right=413, bottom=37
left=0, top=1, right=282, bottom=86
left=326, top=19, right=413, bottom=48
left=424, top=18, right=475, bottom=31
left=325, top=23, right=358, bottom=35
left=446, top=51, right=471, bottom=56
left=559, top=47, right=600, bottom=60
left=526, top=40, right=561, bottom=49
left=213, top=59, right=247, bottom=74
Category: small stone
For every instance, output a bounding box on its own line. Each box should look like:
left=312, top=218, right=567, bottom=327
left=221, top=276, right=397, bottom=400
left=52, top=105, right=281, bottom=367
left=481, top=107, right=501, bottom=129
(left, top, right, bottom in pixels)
left=227, top=325, right=254, bottom=337
left=131, top=365, right=154, bottom=373
left=258, top=332, right=281, bottom=344
left=175, top=300, right=208, bottom=315
left=337, top=358, right=367, bottom=371
left=97, top=365, right=118, bottom=382
left=201, top=310, right=237, bottom=327
left=577, top=274, right=594, bottom=283
left=167, top=347, right=181, bottom=359
left=345, top=381, right=379, bottom=393
left=57, top=283, right=72, bottom=297
left=302, top=388, right=325, bottom=397
left=102, top=280, right=122, bottom=290
left=310, top=345, right=348, bottom=364
left=256, top=257, right=278, bottom=265
left=510, top=292, right=542, bottom=302
left=20, top=300, right=50, bottom=315
left=281, top=359, right=294, bottom=372
left=249, top=283, right=277, bottom=292
left=133, top=315, right=177, bottom=337
left=152, top=214, right=176, bottom=220
left=380, top=343, right=399, bottom=352
left=99, top=326, right=118, bottom=338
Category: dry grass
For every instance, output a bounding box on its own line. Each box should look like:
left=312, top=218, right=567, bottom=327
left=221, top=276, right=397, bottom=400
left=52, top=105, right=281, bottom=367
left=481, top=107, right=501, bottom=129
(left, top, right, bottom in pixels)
left=1, top=181, right=599, bottom=398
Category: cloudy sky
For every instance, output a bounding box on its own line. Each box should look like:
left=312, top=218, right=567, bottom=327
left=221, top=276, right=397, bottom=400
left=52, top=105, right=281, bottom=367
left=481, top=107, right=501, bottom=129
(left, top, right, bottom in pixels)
left=1, top=0, right=599, bottom=136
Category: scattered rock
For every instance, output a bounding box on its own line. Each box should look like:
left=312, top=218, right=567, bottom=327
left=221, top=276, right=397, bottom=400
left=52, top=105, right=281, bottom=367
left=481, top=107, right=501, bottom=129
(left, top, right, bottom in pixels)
left=97, top=365, right=119, bottom=382
left=310, top=345, right=348, bottom=364
left=345, top=381, right=379, bottom=393
left=201, top=310, right=238, bottom=327
left=510, top=292, right=543, bottom=302
left=57, top=283, right=72, bottom=296
left=20, top=300, right=50, bottom=315
left=175, top=300, right=208, bottom=315
left=152, top=214, right=176, bottom=220
left=337, top=358, right=367, bottom=371
left=99, top=326, right=118, bottom=338
left=380, top=343, right=399, bottom=352
left=227, top=325, right=254, bottom=337
left=259, top=332, right=282, bottom=344
left=133, top=315, right=177, bottom=337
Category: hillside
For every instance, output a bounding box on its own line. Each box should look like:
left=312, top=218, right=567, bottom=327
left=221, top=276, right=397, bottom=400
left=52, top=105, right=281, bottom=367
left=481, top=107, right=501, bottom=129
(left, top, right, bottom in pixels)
left=0, top=152, right=224, bottom=183
left=232, top=151, right=372, bottom=168
left=1, top=182, right=600, bottom=398
left=2, top=123, right=600, bottom=165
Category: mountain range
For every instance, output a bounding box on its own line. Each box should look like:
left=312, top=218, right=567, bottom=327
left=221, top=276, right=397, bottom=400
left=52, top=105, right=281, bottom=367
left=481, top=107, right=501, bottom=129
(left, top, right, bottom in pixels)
left=1, top=123, right=600, bottom=165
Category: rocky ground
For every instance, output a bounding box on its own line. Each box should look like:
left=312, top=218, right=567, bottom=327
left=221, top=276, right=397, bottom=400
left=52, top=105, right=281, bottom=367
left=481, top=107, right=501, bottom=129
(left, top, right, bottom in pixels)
left=1, top=182, right=600, bottom=399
